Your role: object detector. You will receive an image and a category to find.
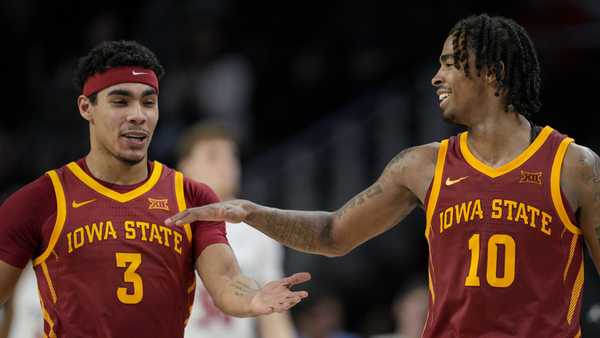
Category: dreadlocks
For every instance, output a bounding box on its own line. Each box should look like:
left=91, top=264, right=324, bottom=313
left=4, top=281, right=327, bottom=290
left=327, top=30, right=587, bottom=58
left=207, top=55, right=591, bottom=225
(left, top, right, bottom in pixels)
left=449, top=14, right=541, bottom=117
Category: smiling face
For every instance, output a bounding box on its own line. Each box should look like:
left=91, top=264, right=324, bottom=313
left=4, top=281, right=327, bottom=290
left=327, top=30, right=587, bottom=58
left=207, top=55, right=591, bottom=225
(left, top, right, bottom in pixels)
left=431, top=35, right=489, bottom=125
left=79, top=82, right=159, bottom=165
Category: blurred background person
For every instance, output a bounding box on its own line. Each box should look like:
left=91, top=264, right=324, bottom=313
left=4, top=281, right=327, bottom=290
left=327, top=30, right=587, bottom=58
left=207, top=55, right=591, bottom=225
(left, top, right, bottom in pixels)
left=370, top=278, right=428, bottom=338
left=294, top=291, right=361, bottom=338
left=178, top=121, right=295, bottom=338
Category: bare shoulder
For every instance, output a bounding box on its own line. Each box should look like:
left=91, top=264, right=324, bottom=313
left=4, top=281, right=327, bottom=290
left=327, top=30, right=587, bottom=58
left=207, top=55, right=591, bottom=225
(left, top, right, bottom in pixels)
left=561, top=142, right=600, bottom=210
left=562, top=142, right=599, bottom=181
left=382, top=142, right=440, bottom=203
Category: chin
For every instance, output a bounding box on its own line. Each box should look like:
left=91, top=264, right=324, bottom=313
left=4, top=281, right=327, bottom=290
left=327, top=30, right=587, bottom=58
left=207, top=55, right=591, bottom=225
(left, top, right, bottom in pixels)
left=117, top=152, right=146, bottom=166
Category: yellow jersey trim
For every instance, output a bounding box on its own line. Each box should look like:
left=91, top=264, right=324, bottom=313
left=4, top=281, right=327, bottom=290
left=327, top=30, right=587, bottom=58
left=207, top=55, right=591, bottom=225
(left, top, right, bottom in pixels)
left=567, top=261, right=584, bottom=325
left=425, top=140, right=449, bottom=240
left=41, top=261, right=58, bottom=303
left=551, top=138, right=582, bottom=235
left=175, top=171, right=193, bottom=243
left=66, top=161, right=163, bottom=203
left=40, top=298, right=58, bottom=338
left=33, top=171, right=67, bottom=266
left=564, top=233, right=579, bottom=283
left=459, top=126, right=553, bottom=178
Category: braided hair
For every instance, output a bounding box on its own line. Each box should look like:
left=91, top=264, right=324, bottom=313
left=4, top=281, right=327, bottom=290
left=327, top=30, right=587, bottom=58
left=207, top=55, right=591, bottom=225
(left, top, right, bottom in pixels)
left=449, top=14, right=541, bottom=117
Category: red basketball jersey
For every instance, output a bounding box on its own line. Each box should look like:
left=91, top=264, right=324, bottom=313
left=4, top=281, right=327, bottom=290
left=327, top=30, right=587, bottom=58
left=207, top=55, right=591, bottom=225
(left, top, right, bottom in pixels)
left=422, top=126, right=583, bottom=338
left=32, top=161, right=202, bottom=338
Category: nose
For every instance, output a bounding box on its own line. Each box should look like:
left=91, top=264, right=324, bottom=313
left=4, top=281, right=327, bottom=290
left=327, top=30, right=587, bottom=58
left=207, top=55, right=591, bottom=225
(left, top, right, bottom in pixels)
left=431, top=67, right=443, bottom=87
left=127, top=102, right=147, bottom=125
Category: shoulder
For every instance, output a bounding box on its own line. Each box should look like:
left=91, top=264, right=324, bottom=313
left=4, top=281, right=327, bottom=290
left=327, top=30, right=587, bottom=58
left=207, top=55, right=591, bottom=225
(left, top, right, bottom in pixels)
left=560, top=142, right=599, bottom=209
left=182, top=176, right=221, bottom=207
left=3, top=174, right=54, bottom=206
left=562, top=142, right=597, bottom=178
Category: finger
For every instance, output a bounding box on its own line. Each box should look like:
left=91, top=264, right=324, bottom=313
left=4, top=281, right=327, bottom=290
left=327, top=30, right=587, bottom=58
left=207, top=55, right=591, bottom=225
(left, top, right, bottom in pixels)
left=289, top=290, right=308, bottom=299
left=274, top=298, right=302, bottom=312
left=281, top=272, right=311, bottom=287
left=164, top=210, right=191, bottom=226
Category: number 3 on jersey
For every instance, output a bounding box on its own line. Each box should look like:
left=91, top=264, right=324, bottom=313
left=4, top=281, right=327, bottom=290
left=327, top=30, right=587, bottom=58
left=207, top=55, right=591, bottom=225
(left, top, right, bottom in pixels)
left=465, top=234, right=516, bottom=288
left=115, top=252, right=144, bottom=304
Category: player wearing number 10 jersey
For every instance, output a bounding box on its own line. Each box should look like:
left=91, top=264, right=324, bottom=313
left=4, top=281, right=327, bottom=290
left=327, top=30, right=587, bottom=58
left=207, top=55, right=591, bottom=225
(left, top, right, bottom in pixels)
left=0, top=40, right=310, bottom=338
left=165, top=15, right=600, bottom=338
left=422, top=126, right=582, bottom=337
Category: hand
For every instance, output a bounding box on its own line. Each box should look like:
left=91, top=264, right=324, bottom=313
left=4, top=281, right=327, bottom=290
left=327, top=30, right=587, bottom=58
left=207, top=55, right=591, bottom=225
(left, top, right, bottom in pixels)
left=165, top=199, right=251, bottom=225
left=250, top=272, right=311, bottom=315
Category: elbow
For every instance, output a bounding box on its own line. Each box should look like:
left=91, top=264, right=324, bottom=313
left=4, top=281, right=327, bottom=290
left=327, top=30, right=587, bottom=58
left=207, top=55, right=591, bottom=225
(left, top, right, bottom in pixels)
left=321, top=241, right=353, bottom=257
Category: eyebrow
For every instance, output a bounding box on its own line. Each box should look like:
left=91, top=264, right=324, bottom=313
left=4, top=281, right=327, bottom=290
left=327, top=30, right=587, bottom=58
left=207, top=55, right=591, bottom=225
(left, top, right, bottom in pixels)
left=106, top=88, right=158, bottom=97
left=439, top=54, right=454, bottom=63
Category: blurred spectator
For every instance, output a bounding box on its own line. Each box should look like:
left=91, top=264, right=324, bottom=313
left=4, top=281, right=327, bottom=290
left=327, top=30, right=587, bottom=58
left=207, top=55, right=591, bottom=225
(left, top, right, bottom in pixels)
left=295, top=292, right=361, bottom=338
left=160, top=15, right=253, bottom=145
left=177, top=121, right=294, bottom=338
left=370, top=279, right=428, bottom=338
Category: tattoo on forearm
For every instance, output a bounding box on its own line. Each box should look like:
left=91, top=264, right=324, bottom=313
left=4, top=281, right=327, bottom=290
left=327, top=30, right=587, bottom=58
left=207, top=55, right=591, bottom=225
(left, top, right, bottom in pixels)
left=256, top=210, right=334, bottom=252
left=230, top=279, right=259, bottom=297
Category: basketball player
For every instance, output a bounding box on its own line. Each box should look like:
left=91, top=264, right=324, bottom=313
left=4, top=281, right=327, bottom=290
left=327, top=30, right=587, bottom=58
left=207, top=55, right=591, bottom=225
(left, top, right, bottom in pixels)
left=177, top=122, right=296, bottom=338
left=0, top=40, right=309, bottom=338
left=166, top=14, right=600, bottom=337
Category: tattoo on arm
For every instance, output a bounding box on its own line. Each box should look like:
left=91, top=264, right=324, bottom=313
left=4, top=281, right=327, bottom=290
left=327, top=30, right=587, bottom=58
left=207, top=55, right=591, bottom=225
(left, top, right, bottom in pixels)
left=335, top=183, right=383, bottom=219
left=230, top=279, right=259, bottom=297
left=246, top=208, right=335, bottom=253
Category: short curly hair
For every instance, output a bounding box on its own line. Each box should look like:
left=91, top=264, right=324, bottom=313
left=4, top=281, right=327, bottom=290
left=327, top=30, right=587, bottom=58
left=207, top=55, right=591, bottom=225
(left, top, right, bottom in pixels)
left=449, top=14, right=541, bottom=117
left=73, top=40, right=165, bottom=103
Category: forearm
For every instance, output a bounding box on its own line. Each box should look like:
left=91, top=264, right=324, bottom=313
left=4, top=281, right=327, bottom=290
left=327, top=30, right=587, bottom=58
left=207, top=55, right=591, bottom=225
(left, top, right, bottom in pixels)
left=258, top=312, right=295, bottom=338
left=215, top=274, right=261, bottom=317
left=241, top=201, right=340, bottom=256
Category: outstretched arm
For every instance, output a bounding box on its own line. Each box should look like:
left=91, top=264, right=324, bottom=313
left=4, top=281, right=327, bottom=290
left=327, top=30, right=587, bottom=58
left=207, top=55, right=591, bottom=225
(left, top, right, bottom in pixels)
left=565, top=144, right=600, bottom=273
left=196, top=244, right=310, bottom=317
left=167, top=144, right=437, bottom=256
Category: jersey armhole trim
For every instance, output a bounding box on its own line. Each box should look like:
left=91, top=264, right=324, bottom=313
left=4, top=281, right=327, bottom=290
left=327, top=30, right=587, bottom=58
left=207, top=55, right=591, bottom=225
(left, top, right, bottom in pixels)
left=550, top=138, right=582, bottom=235
left=33, top=170, right=67, bottom=266
left=425, top=140, right=449, bottom=240
left=174, top=171, right=193, bottom=243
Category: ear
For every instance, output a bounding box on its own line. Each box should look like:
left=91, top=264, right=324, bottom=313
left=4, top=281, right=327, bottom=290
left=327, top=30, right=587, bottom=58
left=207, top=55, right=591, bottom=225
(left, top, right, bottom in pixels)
left=486, top=61, right=505, bottom=85
left=77, top=95, right=95, bottom=123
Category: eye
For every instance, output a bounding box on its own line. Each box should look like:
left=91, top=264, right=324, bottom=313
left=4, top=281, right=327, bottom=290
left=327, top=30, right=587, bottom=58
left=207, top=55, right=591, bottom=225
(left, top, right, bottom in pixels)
left=143, top=100, right=156, bottom=107
left=112, top=100, right=127, bottom=106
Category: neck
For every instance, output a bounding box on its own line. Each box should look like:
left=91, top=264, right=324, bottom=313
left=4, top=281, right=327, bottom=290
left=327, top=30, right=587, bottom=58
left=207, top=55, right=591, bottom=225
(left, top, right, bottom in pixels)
left=85, top=150, right=149, bottom=185
left=465, top=112, right=531, bottom=168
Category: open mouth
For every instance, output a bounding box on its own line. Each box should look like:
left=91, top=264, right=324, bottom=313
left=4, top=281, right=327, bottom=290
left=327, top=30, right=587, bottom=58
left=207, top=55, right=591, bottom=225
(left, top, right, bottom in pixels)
left=121, top=131, right=149, bottom=146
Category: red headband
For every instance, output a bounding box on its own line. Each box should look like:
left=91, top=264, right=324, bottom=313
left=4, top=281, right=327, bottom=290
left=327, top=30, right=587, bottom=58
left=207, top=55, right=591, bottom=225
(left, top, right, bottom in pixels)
left=82, top=66, right=159, bottom=96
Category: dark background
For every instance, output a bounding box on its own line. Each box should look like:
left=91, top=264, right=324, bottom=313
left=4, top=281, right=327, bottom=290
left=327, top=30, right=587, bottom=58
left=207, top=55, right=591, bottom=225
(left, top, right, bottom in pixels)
left=1, top=0, right=599, bottom=336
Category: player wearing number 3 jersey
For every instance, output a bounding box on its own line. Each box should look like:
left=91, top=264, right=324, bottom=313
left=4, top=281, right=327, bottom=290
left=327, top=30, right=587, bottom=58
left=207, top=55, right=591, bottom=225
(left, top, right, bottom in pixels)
left=0, top=41, right=310, bottom=338
left=166, top=15, right=600, bottom=338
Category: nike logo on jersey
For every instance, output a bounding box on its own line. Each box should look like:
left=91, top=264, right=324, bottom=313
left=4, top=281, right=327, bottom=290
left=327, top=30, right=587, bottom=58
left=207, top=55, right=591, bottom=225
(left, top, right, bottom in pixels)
left=72, top=199, right=97, bottom=208
left=132, top=70, right=148, bottom=75
left=445, top=176, right=469, bottom=186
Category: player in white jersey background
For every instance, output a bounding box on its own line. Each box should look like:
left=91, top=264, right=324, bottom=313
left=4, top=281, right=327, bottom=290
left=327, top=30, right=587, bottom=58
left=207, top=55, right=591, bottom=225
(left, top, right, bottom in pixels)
left=177, top=121, right=296, bottom=338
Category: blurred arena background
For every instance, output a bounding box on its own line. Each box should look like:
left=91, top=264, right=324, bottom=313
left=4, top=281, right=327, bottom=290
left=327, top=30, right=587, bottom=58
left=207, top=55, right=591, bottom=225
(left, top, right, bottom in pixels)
left=1, top=0, right=600, bottom=336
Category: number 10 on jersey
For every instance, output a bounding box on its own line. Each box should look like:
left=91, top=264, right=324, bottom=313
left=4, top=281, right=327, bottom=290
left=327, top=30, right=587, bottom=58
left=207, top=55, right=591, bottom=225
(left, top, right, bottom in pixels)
left=465, top=233, right=516, bottom=288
